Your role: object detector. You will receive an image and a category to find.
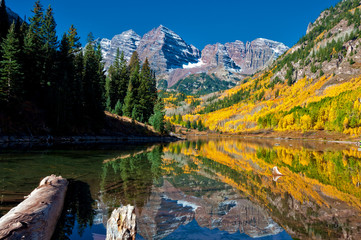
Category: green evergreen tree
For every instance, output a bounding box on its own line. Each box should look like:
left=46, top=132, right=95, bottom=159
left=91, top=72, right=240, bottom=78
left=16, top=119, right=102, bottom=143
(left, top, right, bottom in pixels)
left=128, top=51, right=140, bottom=73
left=15, top=18, right=26, bottom=50
left=131, top=104, right=143, bottom=122
left=108, top=48, right=121, bottom=109
left=165, top=120, right=172, bottom=133
left=41, top=5, right=58, bottom=89
left=122, top=79, right=134, bottom=117
left=106, top=96, right=111, bottom=112
left=186, top=120, right=191, bottom=129
left=122, top=64, right=140, bottom=118
left=0, top=0, right=9, bottom=43
left=83, top=33, right=105, bottom=127
left=191, top=120, right=198, bottom=129
left=73, top=50, right=84, bottom=125
left=138, top=58, right=157, bottom=122
left=53, top=33, right=72, bottom=131
left=118, top=51, right=129, bottom=106
left=96, top=43, right=106, bottom=106
left=114, top=99, right=122, bottom=115
left=149, top=98, right=165, bottom=133
left=0, top=23, right=23, bottom=102
left=197, top=120, right=204, bottom=131
left=67, top=24, right=81, bottom=53
left=23, top=0, right=44, bottom=101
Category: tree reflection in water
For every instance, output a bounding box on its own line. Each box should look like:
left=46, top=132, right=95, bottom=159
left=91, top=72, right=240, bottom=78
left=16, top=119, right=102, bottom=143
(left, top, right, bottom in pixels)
left=52, top=180, right=94, bottom=240
left=100, top=146, right=164, bottom=210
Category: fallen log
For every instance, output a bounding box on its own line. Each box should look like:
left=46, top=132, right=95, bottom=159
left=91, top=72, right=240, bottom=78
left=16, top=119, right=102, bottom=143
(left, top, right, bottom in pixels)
left=106, top=205, right=136, bottom=240
left=0, top=175, right=68, bottom=240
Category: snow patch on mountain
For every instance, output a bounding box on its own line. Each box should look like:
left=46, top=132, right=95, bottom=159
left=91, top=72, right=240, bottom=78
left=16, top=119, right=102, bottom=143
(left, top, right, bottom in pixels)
left=183, top=59, right=205, bottom=69
left=98, top=25, right=289, bottom=88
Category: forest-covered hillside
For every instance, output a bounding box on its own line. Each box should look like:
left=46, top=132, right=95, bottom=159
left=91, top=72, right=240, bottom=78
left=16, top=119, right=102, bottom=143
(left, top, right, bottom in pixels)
left=172, top=0, right=361, bottom=137
left=0, top=0, right=166, bottom=136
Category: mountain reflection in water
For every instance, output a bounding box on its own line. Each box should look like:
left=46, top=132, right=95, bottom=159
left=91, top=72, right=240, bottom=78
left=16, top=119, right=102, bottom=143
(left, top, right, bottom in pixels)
left=1, top=139, right=361, bottom=239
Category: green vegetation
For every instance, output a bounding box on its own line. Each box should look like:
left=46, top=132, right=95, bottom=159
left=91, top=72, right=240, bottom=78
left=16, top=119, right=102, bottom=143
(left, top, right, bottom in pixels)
left=256, top=147, right=361, bottom=198
left=272, top=0, right=361, bottom=85
left=102, top=146, right=164, bottom=208
left=257, top=88, right=361, bottom=133
left=107, top=51, right=157, bottom=124
left=158, top=90, right=186, bottom=106
left=171, top=113, right=206, bottom=131
left=149, top=98, right=166, bottom=133
left=0, top=0, right=164, bottom=134
left=199, top=89, right=250, bottom=114
left=171, top=73, right=236, bottom=95
left=157, top=79, right=168, bottom=90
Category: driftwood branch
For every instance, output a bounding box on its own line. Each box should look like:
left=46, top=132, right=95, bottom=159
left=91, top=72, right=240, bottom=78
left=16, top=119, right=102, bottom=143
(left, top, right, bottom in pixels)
left=0, top=175, right=68, bottom=240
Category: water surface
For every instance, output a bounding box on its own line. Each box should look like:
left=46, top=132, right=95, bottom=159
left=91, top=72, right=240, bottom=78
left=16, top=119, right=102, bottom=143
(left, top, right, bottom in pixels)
left=1, top=138, right=361, bottom=239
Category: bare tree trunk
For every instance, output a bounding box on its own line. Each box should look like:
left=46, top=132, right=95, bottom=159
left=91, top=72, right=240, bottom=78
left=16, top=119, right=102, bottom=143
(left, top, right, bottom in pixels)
left=0, top=175, right=68, bottom=240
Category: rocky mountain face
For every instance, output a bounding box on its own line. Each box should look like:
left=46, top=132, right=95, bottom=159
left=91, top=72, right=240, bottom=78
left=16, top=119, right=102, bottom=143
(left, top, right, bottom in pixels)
left=99, top=25, right=288, bottom=89
left=98, top=30, right=141, bottom=69
left=136, top=25, right=200, bottom=74
left=200, top=38, right=289, bottom=75
left=5, top=6, right=24, bottom=24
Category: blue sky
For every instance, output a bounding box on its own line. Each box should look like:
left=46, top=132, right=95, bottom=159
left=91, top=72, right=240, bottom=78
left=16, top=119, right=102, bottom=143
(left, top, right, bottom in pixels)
left=7, top=0, right=341, bottom=49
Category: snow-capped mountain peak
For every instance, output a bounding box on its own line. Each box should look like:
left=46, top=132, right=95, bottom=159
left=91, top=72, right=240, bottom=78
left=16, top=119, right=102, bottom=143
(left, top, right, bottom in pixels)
left=99, top=26, right=289, bottom=86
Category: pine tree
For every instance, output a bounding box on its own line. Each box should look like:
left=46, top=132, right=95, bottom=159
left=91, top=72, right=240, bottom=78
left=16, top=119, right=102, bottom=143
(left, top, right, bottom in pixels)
left=53, top=33, right=72, bottom=131
left=83, top=33, right=105, bottom=127
left=131, top=104, right=143, bottom=122
left=149, top=98, right=165, bottom=133
left=197, top=120, right=204, bottom=131
left=186, top=120, right=191, bottom=129
left=0, top=23, right=23, bottom=102
left=191, top=120, right=197, bottom=129
left=128, top=51, right=140, bottom=73
left=41, top=5, right=58, bottom=89
left=67, top=24, right=81, bottom=53
left=114, top=99, right=122, bottom=115
left=139, top=58, right=157, bottom=122
left=108, top=48, right=121, bottom=109
left=96, top=43, right=106, bottom=108
left=23, top=0, right=44, bottom=101
left=0, top=0, right=9, bottom=42
left=122, top=64, right=140, bottom=118
left=118, top=51, right=129, bottom=106
left=122, top=78, right=134, bottom=117
left=73, top=50, right=84, bottom=125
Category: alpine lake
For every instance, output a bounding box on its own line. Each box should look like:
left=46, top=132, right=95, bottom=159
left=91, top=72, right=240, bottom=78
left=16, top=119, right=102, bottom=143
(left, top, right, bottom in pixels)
left=1, top=137, right=361, bottom=240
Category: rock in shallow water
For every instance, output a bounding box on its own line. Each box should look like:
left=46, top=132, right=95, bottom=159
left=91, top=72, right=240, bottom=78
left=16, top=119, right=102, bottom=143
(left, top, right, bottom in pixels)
left=106, top=205, right=136, bottom=240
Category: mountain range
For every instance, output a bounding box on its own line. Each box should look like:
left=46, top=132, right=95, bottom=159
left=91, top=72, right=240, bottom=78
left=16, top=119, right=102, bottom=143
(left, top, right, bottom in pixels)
left=174, top=0, right=361, bottom=136
left=6, top=6, right=23, bottom=24
left=99, top=25, right=289, bottom=89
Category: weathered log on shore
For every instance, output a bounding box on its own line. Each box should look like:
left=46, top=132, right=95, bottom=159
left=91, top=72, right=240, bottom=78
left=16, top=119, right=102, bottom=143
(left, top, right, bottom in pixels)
left=106, top=205, right=136, bottom=240
left=0, top=175, right=68, bottom=240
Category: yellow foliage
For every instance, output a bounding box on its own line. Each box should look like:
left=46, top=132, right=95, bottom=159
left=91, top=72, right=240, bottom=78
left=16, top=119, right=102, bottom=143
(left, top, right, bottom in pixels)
left=300, top=115, right=312, bottom=131
left=278, top=114, right=295, bottom=129
left=315, top=30, right=326, bottom=41
left=165, top=139, right=361, bottom=211
left=188, top=71, right=361, bottom=135
left=343, top=117, right=349, bottom=129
